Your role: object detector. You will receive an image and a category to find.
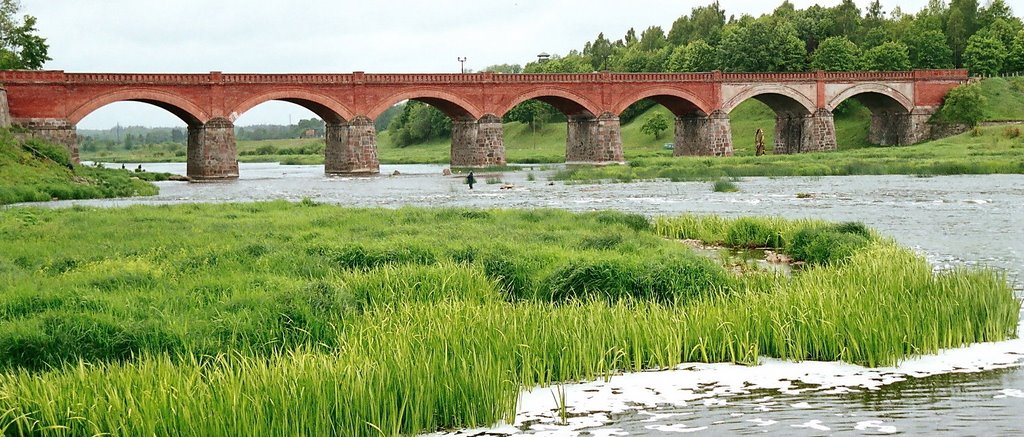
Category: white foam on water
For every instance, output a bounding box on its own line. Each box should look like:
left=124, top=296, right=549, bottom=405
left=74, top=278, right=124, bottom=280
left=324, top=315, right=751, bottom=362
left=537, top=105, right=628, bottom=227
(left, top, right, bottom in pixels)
left=855, top=420, right=898, bottom=434
left=428, top=320, right=1024, bottom=436
left=792, top=420, right=830, bottom=431
left=645, top=423, right=708, bottom=433
left=994, top=389, right=1024, bottom=399
left=748, top=418, right=778, bottom=426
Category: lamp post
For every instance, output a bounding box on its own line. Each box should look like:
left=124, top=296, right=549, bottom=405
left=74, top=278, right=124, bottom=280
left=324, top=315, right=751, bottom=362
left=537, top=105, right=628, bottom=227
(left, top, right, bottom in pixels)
left=457, top=57, right=467, bottom=73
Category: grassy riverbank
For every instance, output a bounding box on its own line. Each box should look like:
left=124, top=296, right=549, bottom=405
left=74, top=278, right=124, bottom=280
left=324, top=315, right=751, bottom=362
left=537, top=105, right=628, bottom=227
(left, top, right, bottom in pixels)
left=555, top=124, right=1024, bottom=182
left=0, top=130, right=166, bottom=205
left=0, top=202, right=1017, bottom=435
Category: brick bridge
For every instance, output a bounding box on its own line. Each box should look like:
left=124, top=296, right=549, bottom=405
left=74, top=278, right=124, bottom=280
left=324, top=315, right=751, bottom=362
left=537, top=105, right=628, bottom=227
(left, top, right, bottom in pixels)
left=0, top=69, right=967, bottom=180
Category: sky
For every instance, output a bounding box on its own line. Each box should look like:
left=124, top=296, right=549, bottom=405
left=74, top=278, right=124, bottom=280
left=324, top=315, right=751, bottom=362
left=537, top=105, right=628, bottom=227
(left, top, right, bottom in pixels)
left=21, top=0, right=939, bottom=129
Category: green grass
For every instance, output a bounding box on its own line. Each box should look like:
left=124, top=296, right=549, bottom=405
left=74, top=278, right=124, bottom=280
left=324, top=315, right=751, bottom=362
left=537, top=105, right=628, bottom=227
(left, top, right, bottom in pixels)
left=0, top=130, right=164, bottom=205
left=978, top=77, right=1024, bottom=121
left=554, top=124, right=1024, bottom=182
left=0, top=203, right=1018, bottom=435
left=712, top=178, right=739, bottom=192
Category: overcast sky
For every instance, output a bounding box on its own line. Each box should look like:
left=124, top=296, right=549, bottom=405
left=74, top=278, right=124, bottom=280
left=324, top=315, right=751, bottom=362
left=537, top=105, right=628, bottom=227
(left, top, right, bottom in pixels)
left=23, top=0, right=939, bottom=128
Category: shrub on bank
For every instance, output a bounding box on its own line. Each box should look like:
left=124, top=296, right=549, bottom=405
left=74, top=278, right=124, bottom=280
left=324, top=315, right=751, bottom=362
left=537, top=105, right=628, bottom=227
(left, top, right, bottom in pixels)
left=787, top=222, right=873, bottom=265
left=542, top=252, right=734, bottom=304
left=725, top=217, right=785, bottom=248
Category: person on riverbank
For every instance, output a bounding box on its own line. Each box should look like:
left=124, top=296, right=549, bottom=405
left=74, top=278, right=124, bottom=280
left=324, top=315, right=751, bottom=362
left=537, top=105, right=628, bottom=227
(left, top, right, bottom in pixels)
left=466, top=171, right=476, bottom=189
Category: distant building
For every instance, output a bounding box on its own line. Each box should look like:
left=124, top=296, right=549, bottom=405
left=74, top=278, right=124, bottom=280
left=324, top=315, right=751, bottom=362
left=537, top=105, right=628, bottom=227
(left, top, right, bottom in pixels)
left=300, top=128, right=320, bottom=139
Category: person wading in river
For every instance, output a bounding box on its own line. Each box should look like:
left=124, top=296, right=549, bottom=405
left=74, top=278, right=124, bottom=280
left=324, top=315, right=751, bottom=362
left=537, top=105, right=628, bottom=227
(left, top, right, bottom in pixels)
left=466, top=171, right=476, bottom=190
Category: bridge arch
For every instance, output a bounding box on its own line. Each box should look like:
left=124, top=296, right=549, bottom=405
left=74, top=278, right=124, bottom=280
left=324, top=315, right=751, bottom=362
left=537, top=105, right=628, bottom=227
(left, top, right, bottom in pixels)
left=612, top=87, right=713, bottom=117
left=827, top=83, right=913, bottom=113
left=722, top=84, right=816, bottom=116
left=68, top=89, right=209, bottom=126
left=229, top=89, right=355, bottom=124
left=497, top=87, right=601, bottom=118
left=367, top=88, right=483, bottom=121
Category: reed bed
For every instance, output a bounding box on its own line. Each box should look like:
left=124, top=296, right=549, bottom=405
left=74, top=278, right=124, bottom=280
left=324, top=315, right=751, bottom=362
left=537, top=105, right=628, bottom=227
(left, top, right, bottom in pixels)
left=0, top=203, right=1017, bottom=436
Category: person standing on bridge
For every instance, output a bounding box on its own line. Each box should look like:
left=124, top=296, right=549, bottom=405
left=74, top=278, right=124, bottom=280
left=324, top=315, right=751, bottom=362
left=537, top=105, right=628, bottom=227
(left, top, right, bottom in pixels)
left=466, top=171, right=476, bottom=189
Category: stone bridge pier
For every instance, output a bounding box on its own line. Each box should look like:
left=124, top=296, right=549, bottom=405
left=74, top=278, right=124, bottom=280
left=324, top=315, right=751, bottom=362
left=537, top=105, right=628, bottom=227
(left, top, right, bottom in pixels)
left=774, top=108, right=837, bottom=154
left=674, top=110, right=733, bottom=156
left=566, top=112, right=624, bottom=164
left=450, top=114, right=506, bottom=167
left=869, top=107, right=937, bottom=146
left=187, top=117, right=238, bottom=180
left=325, top=116, right=380, bottom=174
left=16, top=119, right=79, bottom=163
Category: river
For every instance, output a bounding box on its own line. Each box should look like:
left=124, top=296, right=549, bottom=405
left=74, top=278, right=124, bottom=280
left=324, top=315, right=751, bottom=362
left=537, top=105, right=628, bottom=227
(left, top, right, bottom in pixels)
left=37, top=162, right=1024, bottom=435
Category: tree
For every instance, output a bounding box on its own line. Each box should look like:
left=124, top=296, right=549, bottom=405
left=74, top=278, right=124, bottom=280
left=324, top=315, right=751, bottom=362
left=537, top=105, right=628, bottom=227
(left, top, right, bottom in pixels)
left=640, top=113, right=669, bottom=140
left=666, top=45, right=689, bottom=72
left=584, top=33, right=613, bottom=71
left=978, top=0, right=1014, bottom=30
left=973, top=18, right=1023, bottom=51
left=171, top=128, right=185, bottom=144
left=1007, top=30, right=1024, bottom=73
left=717, top=16, right=806, bottom=72
left=904, top=29, right=954, bottom=69
left=861, top=41, right=911, bottom=71
left=482, top=63, right=522, bottom=74
left=683, top=39, right=718, bottom=72
left=811, top=36, right=861, bottom=71
left=0, top=0, right=50, bottom=69
left=830, top=0, right=861, bottom=41
left=962, top=34, right=1006, bottom=76
left=504, top=100, right=563, bottom=141
left=946, top=0, right=980, bottom=66
left=624, top=27, right=638, bottom=47
left=937, top=83, right=985, bottom=125
left=668, top=2, right=726, bottom=46
left=638, top=26, right=667, bottom=52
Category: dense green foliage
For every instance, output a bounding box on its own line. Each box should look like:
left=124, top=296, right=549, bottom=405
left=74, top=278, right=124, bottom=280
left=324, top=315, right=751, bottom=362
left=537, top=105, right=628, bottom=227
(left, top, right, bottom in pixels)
left=811, top=36, right=862, bottom=71
left=0, top=204, right=1015, bottom=435
left=0, top=130, right=163, bottom=205
left=935, top=83, right=987, bottom=125
left=0, top=0, right=50, bottom=69
left=387, top=0, right=1022, bottom=147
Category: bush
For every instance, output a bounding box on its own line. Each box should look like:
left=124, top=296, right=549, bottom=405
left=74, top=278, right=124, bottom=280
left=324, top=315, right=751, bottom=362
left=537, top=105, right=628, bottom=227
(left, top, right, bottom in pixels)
left=22, top=139, right=71, bottom=167
left=725, top=218, right=784, bottom=248
left=478, top=249, right=537, bottom=301
left=583, top=210, right=651, bottom=232
left=787, top=222, right=872, bottom=265
left=936, top=84, right=986, bottom=126
left=713, top=179, right=739, bottom=192
left=542, top=253, right=734, bottom=304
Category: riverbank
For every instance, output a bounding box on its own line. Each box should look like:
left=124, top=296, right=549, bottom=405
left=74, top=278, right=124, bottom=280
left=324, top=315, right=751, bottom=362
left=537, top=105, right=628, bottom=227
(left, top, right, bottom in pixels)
left=0, top=130, right=169, bottom=205
left=554, top=124, right=1024, bottom=183
left=0, top=203, right=1016, bottom=435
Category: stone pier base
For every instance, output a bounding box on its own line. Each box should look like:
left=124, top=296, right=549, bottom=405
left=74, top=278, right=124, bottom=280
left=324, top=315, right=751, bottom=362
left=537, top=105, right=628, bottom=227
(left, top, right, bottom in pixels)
left=566, top=112, right=624, bottom=164
left=451, top=114, right=506, bottom=167
left=674, top=110, right=733, bottom=156
left=0, top=87, right=11, bottom=128
left=15, top=118, right=79, bottom=163
left=187, top=117, right=238, bottom=180
left=869, top=107, right=940, bottom=146
left=325, top=116, right=380, bottom=174
left=774, top=109, right=836, bottom=154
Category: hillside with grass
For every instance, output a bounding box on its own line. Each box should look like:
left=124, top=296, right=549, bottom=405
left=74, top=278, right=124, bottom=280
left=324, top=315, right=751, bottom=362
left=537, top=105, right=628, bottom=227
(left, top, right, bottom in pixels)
left=0, top=130, right=165, bottom=205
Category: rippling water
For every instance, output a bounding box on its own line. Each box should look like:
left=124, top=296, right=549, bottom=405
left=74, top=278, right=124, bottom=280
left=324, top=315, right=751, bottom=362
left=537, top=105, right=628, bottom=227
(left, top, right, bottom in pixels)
left=34, top=162, right=1024, bottom=435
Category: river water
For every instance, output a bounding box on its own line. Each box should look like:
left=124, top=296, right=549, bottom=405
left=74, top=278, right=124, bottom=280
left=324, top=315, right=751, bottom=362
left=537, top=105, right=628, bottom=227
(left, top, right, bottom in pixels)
left=37, top=163, right=1024, bottom=435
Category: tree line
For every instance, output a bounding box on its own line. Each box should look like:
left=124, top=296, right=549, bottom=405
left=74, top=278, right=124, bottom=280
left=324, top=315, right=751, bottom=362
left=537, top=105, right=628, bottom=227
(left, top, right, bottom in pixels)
left=388, top=0, right=1022, bottom=145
